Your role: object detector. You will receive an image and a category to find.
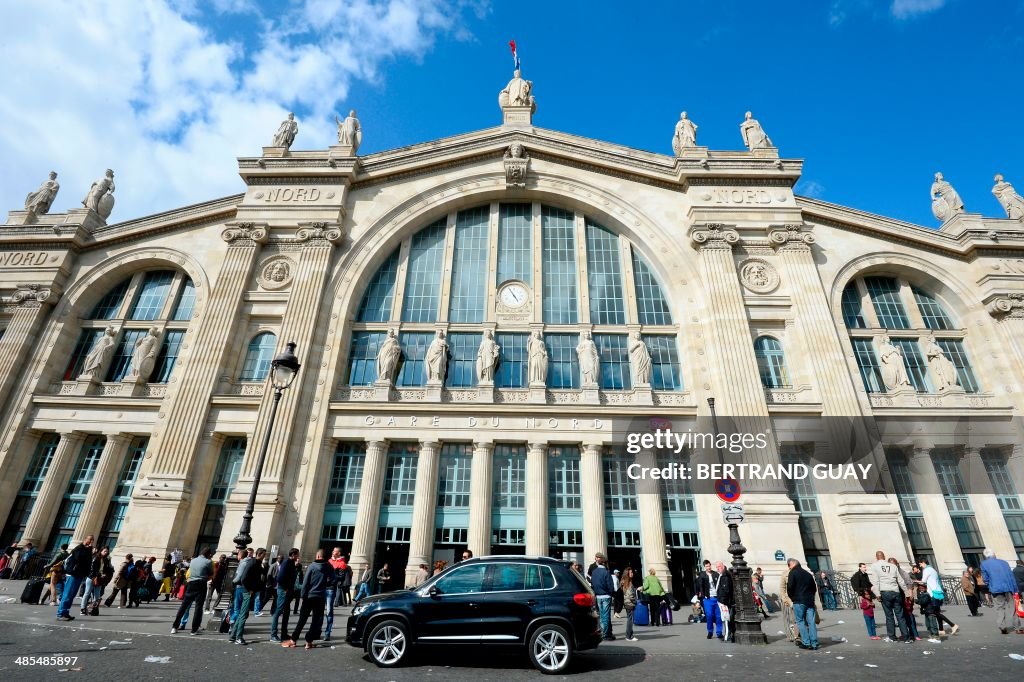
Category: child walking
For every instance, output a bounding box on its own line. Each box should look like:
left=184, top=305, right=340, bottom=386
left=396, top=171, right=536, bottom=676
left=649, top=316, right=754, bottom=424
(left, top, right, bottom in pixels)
left=903, top=592, right=921, bottom=640
left=860, top=591, right=880, bottom=640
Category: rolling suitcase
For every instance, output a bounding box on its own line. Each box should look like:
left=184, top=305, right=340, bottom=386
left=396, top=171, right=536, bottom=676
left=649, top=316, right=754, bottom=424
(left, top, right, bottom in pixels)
left=633, top=601, right=650, bottom=626
left=21, top=577, right=45, bottom=604
left=661, top=602, right=673, bottom=625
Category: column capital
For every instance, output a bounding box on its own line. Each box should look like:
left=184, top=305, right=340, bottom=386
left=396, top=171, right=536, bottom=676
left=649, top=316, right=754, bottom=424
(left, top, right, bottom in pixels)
left=419, top=439, right=441, bottom=450
left=100, top=432, right=134, bottom=445
left=295, top=221, right=343, bottom=245
left=985, top=292, right=1024, bottom=319
left=767, top=223, right=815, bottom=250
left=6, top=282, right=62, bottom=308
left=221, top=221, right=268, bottom=245
left=472, top=439, right=494, bottom=452
left=910, top=445, right=932, bottom=459
left=365, top=439, right=388, bottom=452
left=962, top=446, right=984, bottom=459
left=527, top=441, right=547, bottom=454
left=688, top=223, right=739, bottom=250
left=581, top=442, right=604, bottom=456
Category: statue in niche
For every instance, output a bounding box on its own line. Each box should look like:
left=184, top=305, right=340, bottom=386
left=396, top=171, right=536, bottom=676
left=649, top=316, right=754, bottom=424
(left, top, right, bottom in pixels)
left=129, top=328, right=161, bottom=382
left=272, top=112, right=299, bottom=149
left=930, top=172, right=965, bottom=222
left=876, top=334, right=912, bottom=391
left=477, top=329, right=500, bottom=382
left=628, top=331, right=652, bottom=385
left=24, top=171, right=60, bottom=216
left=425, top=330, right=448, bottom=383
left=336, top=109, right=362, bottom=152
left=82, top=326, right=117, bottom=376
left=740, top=111, right=773, bottom=150
left=671, top=112, right=698, bottom=155
left=82, top=169, right=116, bottom=220
left=499, top=69, right=535, bottom=108
left=528, top=330, right=547, bottom=384
left=923, top=335, right=959, bottom=391
left=376, top=328, right=401, bottom=383
left=992, top=174, right=1024, bottom=220
left=576, top=331, right=600, bottom=387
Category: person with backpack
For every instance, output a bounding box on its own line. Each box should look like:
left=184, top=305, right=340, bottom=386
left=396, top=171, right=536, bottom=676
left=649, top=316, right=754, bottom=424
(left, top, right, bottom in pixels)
left=158, top=555, right=174, bottom=601
left=105, top=554, right=135, bottom=608
left=39, top=544, right=70, bottom=605
left=82, top=546, right=114, bottom=615
left=271, top=548, right=300, bottom=643
left=171, top=546, right=213, bottom=635
left=56, top=535, right=94, bottom=621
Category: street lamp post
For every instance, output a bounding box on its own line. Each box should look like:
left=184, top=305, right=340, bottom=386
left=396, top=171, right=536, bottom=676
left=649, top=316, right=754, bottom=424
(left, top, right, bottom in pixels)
left=708, top=397, right=766, bottom=645
left=208, top=342, right=301, bottom=629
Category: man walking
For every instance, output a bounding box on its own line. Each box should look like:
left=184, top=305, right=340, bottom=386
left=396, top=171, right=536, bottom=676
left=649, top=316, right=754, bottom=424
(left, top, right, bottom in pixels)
left=590, top=552, right=615, bottom=641
left=715, top=561, right=735, bottom=642
left=271, top=548, right=300, bottom=643
left=229, top=547, right=266, bottom=645
left=283, top=549, right=334, bottom=649
left=56, top=535, right=94, bottom=621
left=870, top=550, right=912, bottom=642
left=786, top=558, right=819, bottom=650
left=324, top=547, right=346, bottom=641
left=697, top=559, right=723, bottom=640
left=171, top=546, right=213, bottom=635
left=918, top=557, right=958, bottom=636
left=353, top=563, right=372, bottom=602
left=981, top=548, right=1022, bottom=635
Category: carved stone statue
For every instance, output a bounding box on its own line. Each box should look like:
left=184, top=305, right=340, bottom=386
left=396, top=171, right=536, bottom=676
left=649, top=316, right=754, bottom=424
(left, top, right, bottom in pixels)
left=528, top=330, right=547, bottom=384
left=336, top=109, right=362, bottom=152
left=740, top=111, right=773, bottom=150
left=876, top=334, right=911, bottom=391
left=129, top=327, right=161, bottom=382
left=82, top=169, right=116, bottom=220
left=576, top=331, right=600, bottom=387
left=628, top=331, right=652, bottom=385
left=477, top=329, right=500, bottom=382
left=425, top=330, right=448, bottom=383
left=376, top=328, right=401, bottom=383
left=504, top=142, right=530, bottom=188
left=930, top=172, right=965, bottom=222
left=992, top=174, right=1024, bottom=220
left=499, top=69, right=535, bottom=109
left=671, top=112, right=698, bottom=155
left=24, top=171, right=59, bottom=216
left=82, top=326, right=117, bottom=377
left=924, top=335, right=958, bottom=391
left=272, top=112, right=298, bottom=149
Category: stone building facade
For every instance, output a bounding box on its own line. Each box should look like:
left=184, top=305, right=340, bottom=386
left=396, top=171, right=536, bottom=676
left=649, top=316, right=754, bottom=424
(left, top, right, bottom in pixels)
left=2, top=74, right=1024, bottom=595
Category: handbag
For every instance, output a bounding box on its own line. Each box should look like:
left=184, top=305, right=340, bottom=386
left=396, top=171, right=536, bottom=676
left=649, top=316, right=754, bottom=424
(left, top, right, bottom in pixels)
left=1014, top=593, right=1024, bottom=619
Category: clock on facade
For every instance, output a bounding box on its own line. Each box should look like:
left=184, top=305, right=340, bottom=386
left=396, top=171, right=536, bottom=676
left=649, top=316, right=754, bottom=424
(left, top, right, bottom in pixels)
left=498, top=281, right=529, bottom=308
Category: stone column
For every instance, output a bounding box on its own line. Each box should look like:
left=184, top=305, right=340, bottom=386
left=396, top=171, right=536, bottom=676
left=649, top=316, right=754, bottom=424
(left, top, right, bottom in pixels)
left=467, top=440, right=495, bottom=559
left=228, top=223, right=343, bottom=547
left=525, top=442, right=549, bottom=556
left=72, top=434, right=132, bottom=544
left=406, top=440, right=440, bottom=587
left=636, top=448, right=669, bottom=584
left=117, top=223, right=266, bottom=559
left=1007, top=446, right=1024, bottom=512
left=0, top=285, right=60, bottom=416
left=580, top=443, right=607, bottom=566
left=907, top=446, right=964, bottom=574
left=20, top=431, right=85, bottom=548
left=962, top=447, right=1016, bottom=558
left=768, top=224, right=904, bottom=572
left=349, top=440, right=388, bottom=580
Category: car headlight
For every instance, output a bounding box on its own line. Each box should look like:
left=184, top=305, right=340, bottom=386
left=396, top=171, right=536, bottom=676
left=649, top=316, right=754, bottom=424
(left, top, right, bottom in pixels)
left=352, top=603, right=369, bottom=616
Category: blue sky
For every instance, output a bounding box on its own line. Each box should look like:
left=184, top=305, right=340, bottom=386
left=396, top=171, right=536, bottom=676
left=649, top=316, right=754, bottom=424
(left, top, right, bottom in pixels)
left=1, top=0, right=1021, bottom=226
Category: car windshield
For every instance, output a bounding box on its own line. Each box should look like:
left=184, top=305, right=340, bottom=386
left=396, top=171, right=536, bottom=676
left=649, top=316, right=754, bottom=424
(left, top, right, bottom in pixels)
left=568, top=564, right=593, bottom=593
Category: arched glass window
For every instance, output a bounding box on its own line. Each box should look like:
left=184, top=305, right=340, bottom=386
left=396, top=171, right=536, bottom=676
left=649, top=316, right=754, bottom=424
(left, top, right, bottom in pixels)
left=754, top=336, right=790, bottom=389
left=239, top=332, right=277, bottom=381
left=349, top=202, right=682, bottom=394
left=64, top=269, right=195, bottom=384
left=841, top=275, right=979, bottom=395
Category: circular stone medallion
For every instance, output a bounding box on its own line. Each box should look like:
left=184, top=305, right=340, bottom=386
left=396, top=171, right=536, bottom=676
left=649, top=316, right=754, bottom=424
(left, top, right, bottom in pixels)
left=738, top=258, right=780, bottom=294
left=257, top=256, right=296, bottom=290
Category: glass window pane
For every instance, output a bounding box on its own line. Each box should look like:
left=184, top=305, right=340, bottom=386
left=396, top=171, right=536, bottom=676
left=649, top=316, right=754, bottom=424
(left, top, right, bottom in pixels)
left=90, top=278, right=130, bottom=319
left=436, top=564, right=487, bottom=593
left=493, top=444, right=527, bottom=510
left=438, top=444, right=473, bottom=508
left=851, top=338, right=884, bottom=393
left=129, top=271, right=175, bottom=321
left=892, top=339, right=931, bottom=392
left=541, top=207, right=578, bottom=324
left=645, top=335, right=682, bottom=390
left=348, top=331, right=386, bottom=386
left=240, top=332, right=277, bottom=381
left=64, top=329, right=104, bottom=381
left=594, top=334, right=630, bottom=389
left=632, top=248, right=672, bottom=325
left=152, top=330, right=185, bottom=383
left=603, top=451, right=638, bottom=511
left=445, top=332, right=479, bottom=388
left=172, top=278, right=196, bottom=321
left=401, top=219, right=447, bottom=323
left=937, top=339, right=979, bottom=393
left=548, top=445, right=582, bottom=510
left=448, top=207, right=490, bottom=323
left=498, top=203, right=531, bottom=285
left=841, top=283, right=866, bottom=329
left=545, top=333, right=580, bottom=389
left=487, top=563, right=528, bottom=592
left=327, top=442, right=365, bottom=507
left=396, top=332, right=433, bottom=387
left=495, top=333, right=529, bottom=388
left=382, top=443, right=419, bottom=507
left=357, top=249, right=400, bottom=322
left=864, top=276, right=909, bottom=329
left=105, top=329, right=145, bottom=382
left=586, top=220, right=626, bottom=325
left=912, top=287, right=955, bottom=330
left=754, top=336, right=790, bottom=389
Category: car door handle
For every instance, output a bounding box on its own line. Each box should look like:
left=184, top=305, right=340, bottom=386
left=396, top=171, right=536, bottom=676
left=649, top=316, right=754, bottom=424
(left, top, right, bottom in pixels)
left=526, top=599, right=537, bottom=606
left=467, top=602, right=478, bottom=608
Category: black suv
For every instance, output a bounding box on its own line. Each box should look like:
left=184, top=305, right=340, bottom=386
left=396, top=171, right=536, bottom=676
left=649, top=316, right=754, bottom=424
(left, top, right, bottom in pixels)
left=346, top=556, right=602, bottom=673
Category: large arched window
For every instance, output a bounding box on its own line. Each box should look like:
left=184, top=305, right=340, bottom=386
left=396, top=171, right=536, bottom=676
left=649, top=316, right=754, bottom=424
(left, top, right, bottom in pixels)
left=239, top=332, right=277, bottom=381
left=64, top=269, right=195, bottom=384
left=840, top=275, right=979, bottom=394
left=347, top=202, right=682, bottom=392
left=754, top=336, right=790, bottom=389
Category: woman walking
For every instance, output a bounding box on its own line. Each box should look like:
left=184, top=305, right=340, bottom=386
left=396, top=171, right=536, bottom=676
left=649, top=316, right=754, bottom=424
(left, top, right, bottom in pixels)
left=82, top=547, right=113, bottom=615
left=642, top=567, right=666, bottom=627
left=621, top=567, right=639, bottom=642
left=962, top=568, right=980, bottom=616
left=105, top=554, right=134, bottom=608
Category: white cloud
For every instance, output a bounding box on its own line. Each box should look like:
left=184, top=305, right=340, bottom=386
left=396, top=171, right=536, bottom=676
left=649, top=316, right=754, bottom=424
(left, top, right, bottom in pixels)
left=890, top=0, right=946, bottom=19
left=0, top=0, right=481, bottom=222
left=796, top=180, right=826, bottom=199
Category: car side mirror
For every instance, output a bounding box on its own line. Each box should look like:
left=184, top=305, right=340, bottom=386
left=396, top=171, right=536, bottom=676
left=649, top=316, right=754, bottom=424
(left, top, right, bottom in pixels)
left=429, top=585, right=442, bottom=598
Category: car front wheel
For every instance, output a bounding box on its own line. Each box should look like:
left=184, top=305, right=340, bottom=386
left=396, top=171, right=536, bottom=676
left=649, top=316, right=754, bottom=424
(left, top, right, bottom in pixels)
left=528, top=623, right=573, bottom=674
left=367, top=619, right=409, bottom=668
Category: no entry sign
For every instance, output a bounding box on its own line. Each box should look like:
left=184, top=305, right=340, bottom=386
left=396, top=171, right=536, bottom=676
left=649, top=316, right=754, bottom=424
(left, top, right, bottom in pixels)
left=715, top=477, right=741, bottom=503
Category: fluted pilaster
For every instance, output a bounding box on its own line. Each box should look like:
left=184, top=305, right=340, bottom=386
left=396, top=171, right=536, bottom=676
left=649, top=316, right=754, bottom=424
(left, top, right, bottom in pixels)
left=467, top=440, right=495, bottom=558
left=349, top=439, right=388, bottom=579
left=406, top=440, right=441, bottom=586
left=0, top=285, right=60, bottom=416
left=526, top=442, right=549, bottom=556
left=907, top=446, right=964, bottom=574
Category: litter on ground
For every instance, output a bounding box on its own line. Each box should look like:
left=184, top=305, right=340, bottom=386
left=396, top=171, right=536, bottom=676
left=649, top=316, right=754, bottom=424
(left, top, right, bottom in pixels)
left=1008, top=653, right=1024, bottom=661
left=865, top=664, right=878, bottom=668
left=144, top=656, right=171, bottom=664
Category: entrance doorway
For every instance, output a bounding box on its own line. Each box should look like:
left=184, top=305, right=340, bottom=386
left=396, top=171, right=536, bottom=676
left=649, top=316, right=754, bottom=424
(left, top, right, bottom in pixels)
left=373, top=542, right=409, bottom=592
left=607, top=547, right=642, bottom=576
left=667, top=547, right=698, bottom=602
